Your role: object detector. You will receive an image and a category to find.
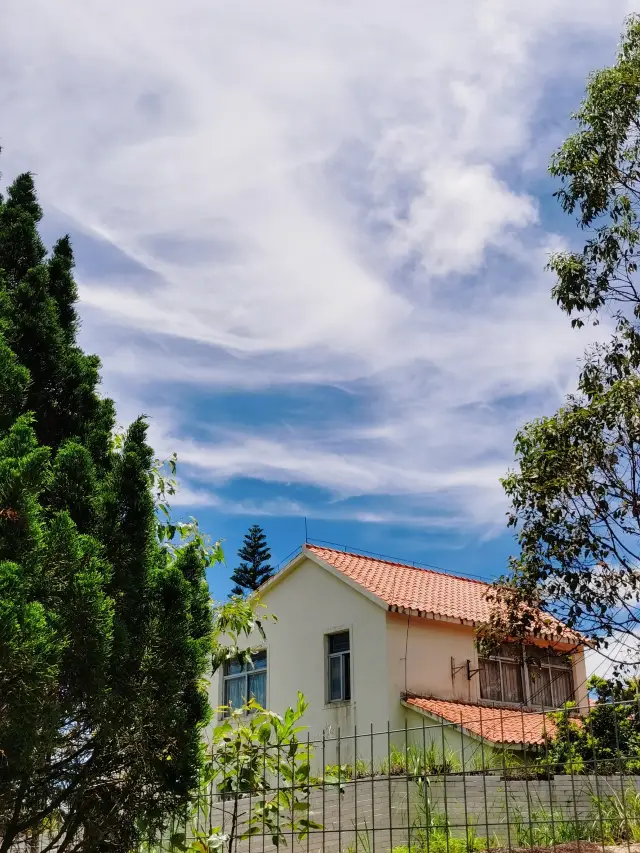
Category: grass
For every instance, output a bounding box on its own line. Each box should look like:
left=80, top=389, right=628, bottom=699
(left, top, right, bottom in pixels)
left=394, top=810, right=486, bottom=853
left=324, top=759, right=371, bottom=781
left=511, top=806, right=588, bottom=847
left=507, top=787, right=640, bottom=847
left=589, top=786, right=640, bottom=843
left=327, top=743, right=529, bottom=781
left=345, top=812, right=486, bottom=853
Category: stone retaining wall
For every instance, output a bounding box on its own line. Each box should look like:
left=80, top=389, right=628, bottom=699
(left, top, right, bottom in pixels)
left=192, top=775, right=640, bottom=853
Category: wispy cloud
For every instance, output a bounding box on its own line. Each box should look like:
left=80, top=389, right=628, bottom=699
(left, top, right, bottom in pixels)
left=1, top=0, right=633, bottom=531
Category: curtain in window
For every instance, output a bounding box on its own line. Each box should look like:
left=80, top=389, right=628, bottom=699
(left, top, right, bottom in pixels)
left=479, top=659, right=501, bottom=701
left=224, top=676, right=245, bottom=710
left=551, top=668, right=574, bottom=706
left=329, top=655, right=343, bottom=701
left=249, top=671, right=267, bottom=707
left=528, top=666, right=552, bottom=707
left=501, top=661, right=524, bottom=703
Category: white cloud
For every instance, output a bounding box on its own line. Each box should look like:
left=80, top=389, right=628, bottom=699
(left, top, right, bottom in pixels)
left=585, top=634, right=640, bottom=683
left=0, top=0, right=634, bottom=529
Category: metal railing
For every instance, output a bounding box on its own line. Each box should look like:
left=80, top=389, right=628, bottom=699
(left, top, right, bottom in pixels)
left=150, top=698, right=640, bottom=853
left=8, top=698, right=640, bottom=853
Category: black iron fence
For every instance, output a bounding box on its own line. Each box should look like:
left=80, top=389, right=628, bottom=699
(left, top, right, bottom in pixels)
left=146, top=698, right=640, bottom=853
left=8, top=699, right=640, bottom=853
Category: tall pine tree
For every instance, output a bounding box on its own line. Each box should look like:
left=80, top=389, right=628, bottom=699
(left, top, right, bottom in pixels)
left=230, top=525, right=273, bottom=595
left=0, top=171, right=213, bottom=852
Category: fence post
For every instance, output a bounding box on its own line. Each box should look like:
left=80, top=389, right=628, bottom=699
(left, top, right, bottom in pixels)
left=612, top=700, right=632, bottom=853
left=587, top=705, right=606, bottom=852
left=405, top=720, right=411, bottom=849
left=422, top=718, right=431, bottom=853
left=566, top=703, right=582, bottom=851
left=387, top=720, right=393, bottom=853
left=371, top=722, right=376, bottom=853
left=322, top=731, right=326, bottom=853
left=306, top=731, right=311, bottom=853
left=499, top=707, right=512, bottom=851
left=354, top=724, right=360, bottom=853
left=338, top=727, right=342, bottom=853
left=520, top=703, right=534, bottom=849
left=541, top=698, right=557, bottom=850
left=478, top=705, right=491, bottom=848
left=439, top=715, right=450, bottom=853
left=459, top=710, right=470, bottom=847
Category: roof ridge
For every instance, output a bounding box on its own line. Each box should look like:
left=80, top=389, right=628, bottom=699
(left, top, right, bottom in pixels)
left=305, top=544, right=491, bottom=587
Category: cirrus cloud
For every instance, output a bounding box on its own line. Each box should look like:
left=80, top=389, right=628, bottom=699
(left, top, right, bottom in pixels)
left=0, top=0, right=633, bottom=531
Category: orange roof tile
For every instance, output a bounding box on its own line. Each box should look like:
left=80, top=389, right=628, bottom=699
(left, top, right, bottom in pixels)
left=405, top=696, right=556, bottom=745
left=306, top=545, right=492, bottom=622
left=306, top=545, right=574, bottom=636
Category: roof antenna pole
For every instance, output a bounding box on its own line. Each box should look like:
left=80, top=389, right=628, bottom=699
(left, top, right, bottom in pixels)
left=304, top=516, right=308, bottom=544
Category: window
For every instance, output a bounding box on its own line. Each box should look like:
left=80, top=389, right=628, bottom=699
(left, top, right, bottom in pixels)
left=479, top=644, right=574, bottom=707
left=479, top=646, right=524, bottom=704
left=327, top=631, right=351, bottom=702
left=223, top=650, right=267, bottom=710
left=525, top=648, right=574, bottom=708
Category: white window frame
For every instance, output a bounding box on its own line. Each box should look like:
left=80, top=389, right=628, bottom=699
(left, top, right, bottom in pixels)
left=326, top=630, right=351, bottom=703
left=222, top=650, right=267, bottom=713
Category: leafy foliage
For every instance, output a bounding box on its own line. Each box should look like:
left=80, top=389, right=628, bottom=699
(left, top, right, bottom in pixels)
left=540, top=677, right=640, bottom=776
left=153, top=693, right=322, bottom=853
left=229, top=525, right=273, bottom=596
left=481, top=15, right=640, bottom=657
left=0, top=170, right=223, bottom=852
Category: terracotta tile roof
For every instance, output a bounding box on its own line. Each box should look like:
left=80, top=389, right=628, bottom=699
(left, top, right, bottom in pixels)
left=405, top=696, right=556, bottom=745
left=305, top=546, right=573, bottom=642
left=306, top=545, right=492, bottom=621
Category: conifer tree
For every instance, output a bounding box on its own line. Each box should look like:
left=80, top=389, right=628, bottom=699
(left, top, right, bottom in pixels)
left=230, top=524, right=273, bottom=595
left=0, top=170, right=214, bottom=852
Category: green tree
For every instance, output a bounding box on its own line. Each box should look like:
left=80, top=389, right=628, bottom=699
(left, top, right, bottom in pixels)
left=0, top=170, right=251, bottom=852
left=230, top=525, right=273, bottom=596
left=481, top=16, right=640, bottom=662
left=541, top=677, right=640, bottom=775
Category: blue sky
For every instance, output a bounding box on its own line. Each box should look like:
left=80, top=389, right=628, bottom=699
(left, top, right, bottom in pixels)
left=1, top=1, right=636, bottom=621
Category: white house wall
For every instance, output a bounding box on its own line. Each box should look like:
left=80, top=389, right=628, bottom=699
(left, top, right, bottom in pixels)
left=208, top=556, right=389, bottom=764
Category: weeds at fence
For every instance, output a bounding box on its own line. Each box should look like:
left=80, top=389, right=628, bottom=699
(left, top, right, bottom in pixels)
left=146, top=699, right=640, bottom=853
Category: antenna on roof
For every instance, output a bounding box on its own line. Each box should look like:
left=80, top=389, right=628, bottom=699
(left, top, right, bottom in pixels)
left=304, top=517, right=308, bottom=543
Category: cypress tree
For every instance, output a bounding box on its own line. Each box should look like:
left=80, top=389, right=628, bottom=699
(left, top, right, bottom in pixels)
left=0, top=170, right=212, bottom=852
left=230, top=524, right=274, bottom=595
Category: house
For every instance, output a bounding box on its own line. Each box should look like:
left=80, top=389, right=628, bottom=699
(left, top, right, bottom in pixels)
left=210, top=544, right=588, bottom=764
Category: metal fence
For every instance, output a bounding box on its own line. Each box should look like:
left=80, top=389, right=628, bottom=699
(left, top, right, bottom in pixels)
left=8, top=699, right=640, bottom=853
left=147, top=698, right=640, bottom=853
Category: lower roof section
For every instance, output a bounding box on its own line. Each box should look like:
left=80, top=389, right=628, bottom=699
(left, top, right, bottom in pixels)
left=403, top=696, right=556, bottom=746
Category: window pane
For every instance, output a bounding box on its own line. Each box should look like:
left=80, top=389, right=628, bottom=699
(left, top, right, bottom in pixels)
left=551, top=668, right=574, bottom=707
left=502, top=662, right=523, bottom=703
left=248, top=671, right=267, bottom=707
left=224, top=675, right=245, bottom=709
left=225, top=657, right=245, bottom=676
left=479, top=659, right=501, bottom=701
left=329, top=632, right=350, bottom=654
left=344, top=652, right=351, bottom=701
left=329, top=655, right=343, bottom=701
left=252, top=650, right=267, bottom=671
left=528, top=667, right=552, bottom=707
